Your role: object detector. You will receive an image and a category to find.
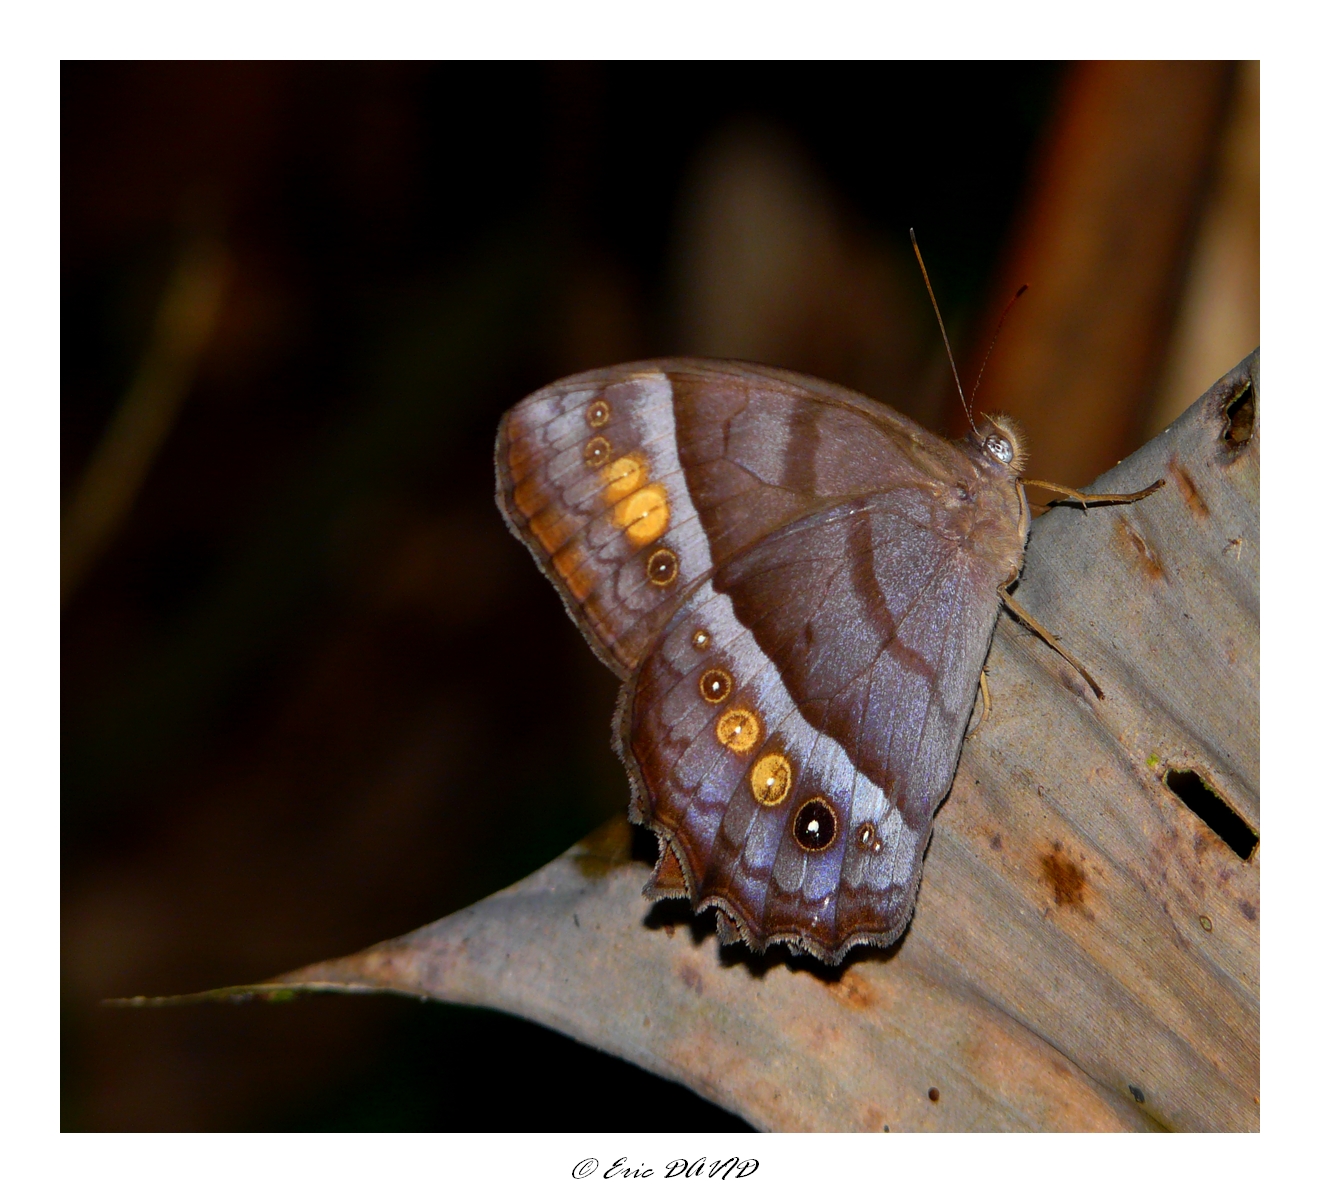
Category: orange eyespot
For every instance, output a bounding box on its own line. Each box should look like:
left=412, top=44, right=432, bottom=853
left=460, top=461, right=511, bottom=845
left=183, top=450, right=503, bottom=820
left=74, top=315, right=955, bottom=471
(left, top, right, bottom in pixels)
left=750, top=753, right=792, bottom=806
left=614, top=484, right=669, bottom=546
left=715, top=708, right=760, bottom=754
left=600, top=454, right=646, bottom=502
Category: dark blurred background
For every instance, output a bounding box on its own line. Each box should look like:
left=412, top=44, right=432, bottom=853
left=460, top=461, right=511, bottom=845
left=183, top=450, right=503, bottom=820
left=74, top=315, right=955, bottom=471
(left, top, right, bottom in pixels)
left=62, top=61, right=1258, bottom=1131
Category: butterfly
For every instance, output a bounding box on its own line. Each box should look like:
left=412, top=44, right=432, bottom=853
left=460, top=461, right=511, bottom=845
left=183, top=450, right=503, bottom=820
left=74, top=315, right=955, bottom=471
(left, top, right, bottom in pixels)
left=495, top=257, right=1161, bottom=963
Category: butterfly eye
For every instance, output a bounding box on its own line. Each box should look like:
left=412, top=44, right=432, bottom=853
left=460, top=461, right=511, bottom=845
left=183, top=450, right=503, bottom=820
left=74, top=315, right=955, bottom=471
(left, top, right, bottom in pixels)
left=985, top=435, right=1014, bottom=464
left=793, top=798, right=838, bottom=851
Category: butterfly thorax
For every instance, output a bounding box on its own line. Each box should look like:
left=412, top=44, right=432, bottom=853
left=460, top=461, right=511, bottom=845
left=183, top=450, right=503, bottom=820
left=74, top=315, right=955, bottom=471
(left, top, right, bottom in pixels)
left=915, top=424, right=1029, bottom=588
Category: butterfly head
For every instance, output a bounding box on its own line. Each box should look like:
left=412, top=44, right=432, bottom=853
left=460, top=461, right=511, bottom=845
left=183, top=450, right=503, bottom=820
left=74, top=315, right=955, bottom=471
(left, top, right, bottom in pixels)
left=974, top=414, right=1027, bottom=476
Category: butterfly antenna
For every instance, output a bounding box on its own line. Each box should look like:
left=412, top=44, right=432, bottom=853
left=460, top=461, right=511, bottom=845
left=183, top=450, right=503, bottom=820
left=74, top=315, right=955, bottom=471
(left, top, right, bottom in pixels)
left=909, top=230, right=979, bottom=440
left=969, top=284, right=1028, bottom=406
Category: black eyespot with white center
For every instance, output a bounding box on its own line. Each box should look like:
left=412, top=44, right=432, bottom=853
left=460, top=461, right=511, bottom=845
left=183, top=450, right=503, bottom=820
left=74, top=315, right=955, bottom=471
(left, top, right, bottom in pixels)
left=793, top=797, right=838, bottom=852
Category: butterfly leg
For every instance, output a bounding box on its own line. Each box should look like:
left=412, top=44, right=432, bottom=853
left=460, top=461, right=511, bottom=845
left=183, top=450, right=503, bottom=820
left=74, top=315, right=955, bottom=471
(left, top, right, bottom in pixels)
left=997, top=578, right=1104, bottom=699
left=968, top=668, right=993, bottom=736
left=1021, top=477, right=1164, bottom=511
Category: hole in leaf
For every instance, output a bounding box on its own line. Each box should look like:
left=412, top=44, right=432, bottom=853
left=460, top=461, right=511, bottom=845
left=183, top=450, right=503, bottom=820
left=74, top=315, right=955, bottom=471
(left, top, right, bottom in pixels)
left=1163, top=768, right=1257, bottom=860
left=1223, top=382, right=1255, bottom=446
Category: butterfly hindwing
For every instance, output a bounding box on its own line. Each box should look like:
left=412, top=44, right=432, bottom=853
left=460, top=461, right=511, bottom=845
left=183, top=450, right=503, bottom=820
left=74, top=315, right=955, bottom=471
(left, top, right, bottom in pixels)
left=622, top=486, right=1018, bottom=960
left=622, top=574, right=927, bottom=958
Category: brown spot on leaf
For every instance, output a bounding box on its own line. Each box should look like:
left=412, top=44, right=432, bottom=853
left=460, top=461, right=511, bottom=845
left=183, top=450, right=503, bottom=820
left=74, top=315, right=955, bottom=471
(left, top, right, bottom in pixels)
left=571, top=818, right=636, bottom=880
left=1171, top=457, right=1210, bottom=518
left=928, top=1087, right=940, bottom=1103
left=1238, top=899, right=1257, bottom=922
left=827, top=970, right=875, bottom=1011
left=1041, top=845, right=1087, bottom=908
left=1114, top=517, right=1164, bottom=581
left=679, top=963, right=705, bottom=996
left=989, top=833, right=1003, bottom=852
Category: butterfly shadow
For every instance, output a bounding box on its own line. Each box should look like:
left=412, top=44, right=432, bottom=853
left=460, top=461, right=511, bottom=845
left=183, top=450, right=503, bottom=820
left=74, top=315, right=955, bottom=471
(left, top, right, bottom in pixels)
left=641, top=898, right=901, bottom=983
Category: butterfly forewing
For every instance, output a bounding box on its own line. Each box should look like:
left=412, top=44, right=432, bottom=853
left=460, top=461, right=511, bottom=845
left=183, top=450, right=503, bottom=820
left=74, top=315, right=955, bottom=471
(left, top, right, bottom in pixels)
left=497, top=366, right=716, bottom=673
left=663, top=363, right=953, bottom=559
left=496, top=359, right=1027, bottom=962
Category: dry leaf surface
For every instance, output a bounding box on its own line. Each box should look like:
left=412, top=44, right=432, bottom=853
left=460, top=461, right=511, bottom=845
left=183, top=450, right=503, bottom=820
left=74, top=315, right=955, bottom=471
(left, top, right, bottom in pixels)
left=124, top=353, right=1259, bottom=1132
